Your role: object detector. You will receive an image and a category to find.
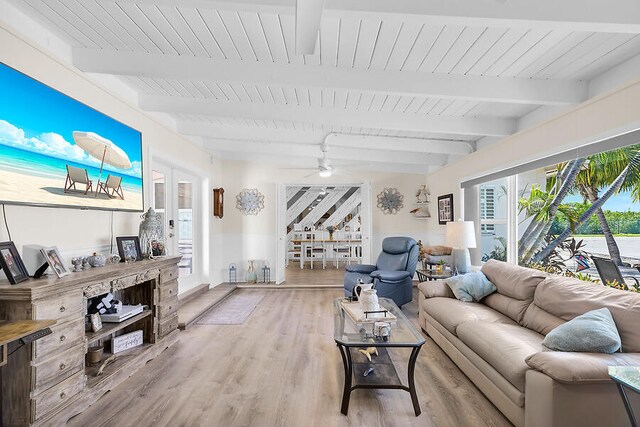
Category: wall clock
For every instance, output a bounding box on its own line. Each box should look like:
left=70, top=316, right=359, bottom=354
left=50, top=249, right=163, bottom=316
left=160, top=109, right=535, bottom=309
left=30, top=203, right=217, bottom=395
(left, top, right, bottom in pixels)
left=377, top=188, right=404, bottom=214
left=236, top=188, right=265, bottom=215
left=213, top=188, right=224, bottom=218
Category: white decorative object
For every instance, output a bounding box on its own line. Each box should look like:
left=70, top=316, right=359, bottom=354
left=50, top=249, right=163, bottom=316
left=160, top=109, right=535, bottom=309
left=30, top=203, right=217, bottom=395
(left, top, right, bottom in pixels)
left=112, top=330, right=143, bottom=354
left=446, top=220, right=477, bottom=274
left=236, top=188, right=265, bottom=215
left=416, top=185, right=430, bottom=203
left=139, top=207, right=164, bottom=258
left=377, top=188, right=404, bottom=214
left=354, top=282, right=374, bottom=301
left=360, top=288, right=379, bottom=313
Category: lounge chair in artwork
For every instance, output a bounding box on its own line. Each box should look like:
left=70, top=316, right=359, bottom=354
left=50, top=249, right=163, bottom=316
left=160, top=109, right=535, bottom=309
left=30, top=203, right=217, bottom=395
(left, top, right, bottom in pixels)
left=64, top=165, right=93, bottom=195
left=97, top=175, right=124, bottom=199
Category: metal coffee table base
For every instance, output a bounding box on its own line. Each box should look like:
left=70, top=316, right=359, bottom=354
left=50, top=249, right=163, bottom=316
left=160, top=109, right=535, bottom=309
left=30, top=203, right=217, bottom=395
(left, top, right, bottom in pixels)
left=336, top=343, right=423, bottom=416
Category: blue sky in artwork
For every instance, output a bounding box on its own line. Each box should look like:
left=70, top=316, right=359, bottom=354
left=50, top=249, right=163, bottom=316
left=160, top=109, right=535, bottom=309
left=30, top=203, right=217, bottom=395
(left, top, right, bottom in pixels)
left=0, top=63, right=142, bottom=176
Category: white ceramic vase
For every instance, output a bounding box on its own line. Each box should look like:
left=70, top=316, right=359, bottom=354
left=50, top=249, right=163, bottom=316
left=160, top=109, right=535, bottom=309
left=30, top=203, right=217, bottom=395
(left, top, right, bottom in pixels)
left=360, top=289, right=379, bottom=313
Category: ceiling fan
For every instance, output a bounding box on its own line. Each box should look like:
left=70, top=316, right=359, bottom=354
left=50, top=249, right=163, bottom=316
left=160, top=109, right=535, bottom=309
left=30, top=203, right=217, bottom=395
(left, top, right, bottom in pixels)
left=282, top=141, right=349, bottom=178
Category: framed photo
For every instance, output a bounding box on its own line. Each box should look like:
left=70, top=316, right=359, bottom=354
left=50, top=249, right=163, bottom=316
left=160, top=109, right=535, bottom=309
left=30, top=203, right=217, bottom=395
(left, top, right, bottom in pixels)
left=437, top=194, right=454, bottom=225
left=40, top=246, right=70, bottom=278
left=0, top=241, right=29, bottom=284
left=90, top=313, right=102, bottom=333
left=116, top=236, right=143, bottom=262
left=148, top=239, right=167, bottom=259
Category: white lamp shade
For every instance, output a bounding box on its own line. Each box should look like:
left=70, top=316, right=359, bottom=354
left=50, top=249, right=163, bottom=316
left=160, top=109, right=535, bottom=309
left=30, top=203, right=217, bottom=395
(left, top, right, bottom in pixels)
left=445, top=220, right=477, bottom=249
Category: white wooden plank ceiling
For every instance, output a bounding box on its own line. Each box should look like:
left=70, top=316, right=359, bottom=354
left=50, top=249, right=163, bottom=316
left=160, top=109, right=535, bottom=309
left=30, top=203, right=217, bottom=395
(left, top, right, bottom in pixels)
left=10, top=0, right=640, bottom=174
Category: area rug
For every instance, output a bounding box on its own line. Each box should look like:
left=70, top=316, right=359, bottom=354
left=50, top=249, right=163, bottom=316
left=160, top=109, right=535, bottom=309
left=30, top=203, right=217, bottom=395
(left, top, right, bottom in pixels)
left=196, top=293, right=265, bottom=325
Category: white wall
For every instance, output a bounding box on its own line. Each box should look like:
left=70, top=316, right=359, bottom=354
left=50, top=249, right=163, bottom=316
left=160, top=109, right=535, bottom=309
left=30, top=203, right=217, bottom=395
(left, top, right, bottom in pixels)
left=426, top=76, right=640, bottom=246
left=216, top=160, right=428, bottom=283
left=0, top=22, right=220, bottom=294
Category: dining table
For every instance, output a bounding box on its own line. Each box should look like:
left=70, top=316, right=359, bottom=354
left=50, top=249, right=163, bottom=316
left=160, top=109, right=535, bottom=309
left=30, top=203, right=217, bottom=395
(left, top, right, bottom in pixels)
left=291, top=239, right=363, bottom=269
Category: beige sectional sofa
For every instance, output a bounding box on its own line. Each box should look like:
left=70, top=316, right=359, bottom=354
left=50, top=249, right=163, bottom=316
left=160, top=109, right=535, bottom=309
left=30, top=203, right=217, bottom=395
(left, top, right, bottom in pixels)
left=418, top=259, right=640, bottom=427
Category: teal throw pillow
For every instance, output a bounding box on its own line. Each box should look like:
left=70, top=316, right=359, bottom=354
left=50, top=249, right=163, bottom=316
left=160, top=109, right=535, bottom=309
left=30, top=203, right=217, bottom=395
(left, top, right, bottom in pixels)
left=542, top=308, right=621, bottom=353
left=444, top=272, right=497, bottom=303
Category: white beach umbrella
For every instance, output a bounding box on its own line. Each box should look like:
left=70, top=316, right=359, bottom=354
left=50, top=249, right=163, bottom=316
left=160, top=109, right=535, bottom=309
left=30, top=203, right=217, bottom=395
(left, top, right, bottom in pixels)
left=72, top=131, right=132, bottom=178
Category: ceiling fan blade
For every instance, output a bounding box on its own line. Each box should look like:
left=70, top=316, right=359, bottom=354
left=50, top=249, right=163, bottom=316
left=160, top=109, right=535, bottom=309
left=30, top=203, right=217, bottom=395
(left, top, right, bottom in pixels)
left=279, top=167, right=317, bottom=171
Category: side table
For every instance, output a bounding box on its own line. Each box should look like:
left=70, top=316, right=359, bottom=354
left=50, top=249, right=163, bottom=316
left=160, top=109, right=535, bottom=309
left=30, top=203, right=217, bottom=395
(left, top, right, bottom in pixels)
left=416, top=269, right=452, bottom=282
left=609, top=366, right=640, bottom=427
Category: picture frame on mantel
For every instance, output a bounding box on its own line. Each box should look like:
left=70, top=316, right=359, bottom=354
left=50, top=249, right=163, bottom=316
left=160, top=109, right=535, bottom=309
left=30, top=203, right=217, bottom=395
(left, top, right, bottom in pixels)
left=116, top=236, right=143, bottom=262
left=437, top=194, right=454, bottom=225
left=40, top=246, right=71, bottom=278
left=0, top=241, right=30, bottom=284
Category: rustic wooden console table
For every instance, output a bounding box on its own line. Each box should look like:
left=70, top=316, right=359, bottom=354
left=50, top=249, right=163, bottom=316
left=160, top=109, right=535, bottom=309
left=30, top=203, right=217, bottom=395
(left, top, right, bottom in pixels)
left=0, top=257, right=181, bottom=426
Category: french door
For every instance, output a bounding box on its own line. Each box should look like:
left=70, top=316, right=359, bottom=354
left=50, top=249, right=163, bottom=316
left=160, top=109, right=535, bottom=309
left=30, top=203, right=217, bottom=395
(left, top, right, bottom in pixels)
left=151, top=163, right=200, bottom=291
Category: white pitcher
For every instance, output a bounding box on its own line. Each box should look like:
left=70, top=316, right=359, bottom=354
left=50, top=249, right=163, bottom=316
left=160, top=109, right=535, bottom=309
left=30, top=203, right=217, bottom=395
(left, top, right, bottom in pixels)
left=355, top=282, right=373, bottom=302
left=360, top=289, right=379, bottom=313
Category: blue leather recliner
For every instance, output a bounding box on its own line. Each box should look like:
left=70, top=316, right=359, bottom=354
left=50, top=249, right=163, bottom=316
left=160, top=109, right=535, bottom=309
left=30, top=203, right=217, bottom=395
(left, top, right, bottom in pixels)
left=343, top=236, right=419, bottom=307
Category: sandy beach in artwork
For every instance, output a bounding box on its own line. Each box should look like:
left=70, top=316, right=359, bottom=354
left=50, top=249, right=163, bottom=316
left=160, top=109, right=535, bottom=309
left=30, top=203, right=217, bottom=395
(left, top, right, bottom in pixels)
left=0, top=169, right=142, bottom=210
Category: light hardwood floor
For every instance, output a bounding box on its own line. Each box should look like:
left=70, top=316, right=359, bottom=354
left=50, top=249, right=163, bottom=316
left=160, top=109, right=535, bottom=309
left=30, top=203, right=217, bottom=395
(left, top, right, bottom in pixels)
left=281, top=265, right=347, bottom=287
left=68, top=286, right=512, bottom=427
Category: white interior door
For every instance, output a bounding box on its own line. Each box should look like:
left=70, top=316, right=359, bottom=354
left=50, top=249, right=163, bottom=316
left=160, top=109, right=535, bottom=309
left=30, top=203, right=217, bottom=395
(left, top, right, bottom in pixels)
left=151, top=162, right=200, bottom=291
left=276, top=183, right=286, bottom=284
left=360, top=182, right=373, bottom=263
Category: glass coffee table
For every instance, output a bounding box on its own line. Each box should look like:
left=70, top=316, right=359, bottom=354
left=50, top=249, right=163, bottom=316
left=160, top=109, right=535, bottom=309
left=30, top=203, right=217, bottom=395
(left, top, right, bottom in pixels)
left=609, top=366, right=640, bottom=427
left=333, top=297, right=425, bottom=416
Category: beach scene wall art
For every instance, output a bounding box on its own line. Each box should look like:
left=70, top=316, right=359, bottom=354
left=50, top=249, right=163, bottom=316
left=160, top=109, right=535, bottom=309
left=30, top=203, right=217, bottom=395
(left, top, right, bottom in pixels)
left=0, top=62, right=143, bottom=211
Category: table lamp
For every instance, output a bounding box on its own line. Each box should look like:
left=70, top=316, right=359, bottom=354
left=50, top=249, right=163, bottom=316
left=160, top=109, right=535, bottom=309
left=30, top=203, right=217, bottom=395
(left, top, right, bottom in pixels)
left=445, top=220, right=477, bottom=274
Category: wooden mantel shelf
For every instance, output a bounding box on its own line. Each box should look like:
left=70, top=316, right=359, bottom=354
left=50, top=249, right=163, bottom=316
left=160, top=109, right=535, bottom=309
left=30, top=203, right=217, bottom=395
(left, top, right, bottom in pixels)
left=0, top=256, right=181, bottom=300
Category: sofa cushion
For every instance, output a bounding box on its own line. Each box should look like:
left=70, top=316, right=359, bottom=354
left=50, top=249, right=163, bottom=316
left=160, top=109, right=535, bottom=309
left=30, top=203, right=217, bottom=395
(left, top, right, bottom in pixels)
left=481, top=260, right=547, bottom=301
left=542, top=308, right=621, bottom=353
left=533, top=276, right=640, bottom=352
left=482, top=293, right=531, bottom=324
left=424, top=313, right=525, bottom=408
left=445, top=271, right=497, bottom=302
left=526, top=351, right=640, bottom=384
left=521, top=303, right=565, bottom=335
left=457, top=321, right=544, bottom=392
left=418, top=280, right=455, bottom=299
left=422, top=298, right=516, bottom=335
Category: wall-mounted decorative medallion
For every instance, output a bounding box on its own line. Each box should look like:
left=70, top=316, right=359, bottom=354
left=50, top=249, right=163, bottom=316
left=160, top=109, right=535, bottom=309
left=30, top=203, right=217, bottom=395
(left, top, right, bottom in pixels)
left=236, top=188, right=265, bottom=215
left=377, top=188, right=404, bottom=215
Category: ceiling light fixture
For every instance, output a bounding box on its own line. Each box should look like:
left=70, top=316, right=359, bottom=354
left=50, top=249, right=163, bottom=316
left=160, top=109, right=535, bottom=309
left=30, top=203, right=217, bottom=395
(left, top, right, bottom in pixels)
left=319, top=170, right=332, bottom=178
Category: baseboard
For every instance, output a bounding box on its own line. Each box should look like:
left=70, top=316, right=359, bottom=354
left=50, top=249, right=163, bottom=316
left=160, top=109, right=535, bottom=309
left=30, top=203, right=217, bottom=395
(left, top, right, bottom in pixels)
left=178, top=283, right=210, bottom=304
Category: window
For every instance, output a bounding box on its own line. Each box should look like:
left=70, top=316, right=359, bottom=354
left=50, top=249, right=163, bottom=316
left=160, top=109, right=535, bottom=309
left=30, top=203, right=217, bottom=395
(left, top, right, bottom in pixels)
left=479, top=186, right=496, bottom=234
left=479, top=178, right=509, bottom=262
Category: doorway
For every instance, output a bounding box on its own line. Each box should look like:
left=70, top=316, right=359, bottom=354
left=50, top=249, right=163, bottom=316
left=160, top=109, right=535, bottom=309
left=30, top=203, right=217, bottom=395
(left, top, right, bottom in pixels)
left=151, top=163, right=201, bottom=292
left=276, top=183, right=372, bottom=285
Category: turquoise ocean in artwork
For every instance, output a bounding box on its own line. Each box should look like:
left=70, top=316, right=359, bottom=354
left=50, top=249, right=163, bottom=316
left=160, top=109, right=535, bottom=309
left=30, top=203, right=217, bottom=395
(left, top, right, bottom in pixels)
left=0, top=143, right=142, bottom=193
